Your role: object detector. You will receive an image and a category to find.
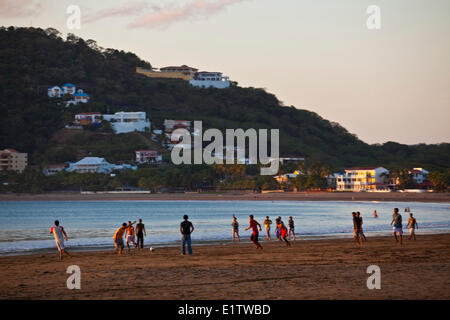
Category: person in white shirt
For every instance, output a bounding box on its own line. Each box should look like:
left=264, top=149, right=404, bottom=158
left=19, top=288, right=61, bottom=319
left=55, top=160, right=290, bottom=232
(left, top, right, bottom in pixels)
left=50, top=220, right=71, bottom=260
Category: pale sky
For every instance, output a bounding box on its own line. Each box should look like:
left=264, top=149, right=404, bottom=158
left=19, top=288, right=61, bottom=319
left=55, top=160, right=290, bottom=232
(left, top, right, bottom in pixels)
left=1, top=0, right=449, bottom=144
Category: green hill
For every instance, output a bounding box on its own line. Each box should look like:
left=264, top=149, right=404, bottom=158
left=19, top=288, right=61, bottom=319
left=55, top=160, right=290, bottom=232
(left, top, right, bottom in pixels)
left=0, top=26, right=449, bottom=171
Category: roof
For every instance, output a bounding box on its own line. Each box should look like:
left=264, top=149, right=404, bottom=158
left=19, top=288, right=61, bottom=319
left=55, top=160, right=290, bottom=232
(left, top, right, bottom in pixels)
left=346, top=166, right=383, bottom=171
left=74, top=157, right=109, bottom=165
left=76, top=112, right=101, bottom=115
left=74, top=93, right=89, bottom=97
left=63, top=83, right=76, bottom=87
left=2, top=149, right=19, bottom=153
left=197, top=71, right=222, bottom=74
left=136, top=150, right=158, bottom=153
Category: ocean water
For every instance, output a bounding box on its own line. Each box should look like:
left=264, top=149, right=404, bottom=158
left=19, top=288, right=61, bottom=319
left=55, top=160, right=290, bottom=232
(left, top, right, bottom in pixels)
left=0, top=200, right=448, bottom=255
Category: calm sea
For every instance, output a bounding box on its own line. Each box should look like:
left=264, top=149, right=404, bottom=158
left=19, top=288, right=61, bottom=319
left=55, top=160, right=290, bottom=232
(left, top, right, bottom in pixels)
left=0, top=200, right=449, bottom=255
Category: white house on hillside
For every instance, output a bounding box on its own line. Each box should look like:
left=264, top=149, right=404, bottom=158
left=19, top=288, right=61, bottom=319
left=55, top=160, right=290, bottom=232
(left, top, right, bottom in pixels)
left=336, top=167, right=390, bottom=192
left=66, top=157, right=137, bottom=174
left=189, top=72, right=230, bottom=89
left=48, top=83, right=90, bottom=106
left=103, top=112, right=151, bottom=134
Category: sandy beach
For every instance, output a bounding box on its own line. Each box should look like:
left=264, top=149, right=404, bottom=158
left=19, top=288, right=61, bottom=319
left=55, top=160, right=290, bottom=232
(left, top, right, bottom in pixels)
left=0, top=191, right=449, bottom=202
left=1, top=234, right=449, bottom=300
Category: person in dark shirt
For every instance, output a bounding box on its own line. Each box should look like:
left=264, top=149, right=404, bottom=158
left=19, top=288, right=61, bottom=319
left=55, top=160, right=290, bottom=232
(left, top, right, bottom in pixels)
left=390, top=208, right=403, bottom=245
left=135, top=219, right=146, bottom=250
left=288, top=216, right=296, bottom=241
left=352, top=212, right=362, bottom=246
left=180, top=215, right=194, bottom=255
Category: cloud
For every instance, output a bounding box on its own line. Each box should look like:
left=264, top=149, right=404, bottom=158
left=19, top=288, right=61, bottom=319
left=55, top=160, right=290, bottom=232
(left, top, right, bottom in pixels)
left=0, top=0, right=42, bottom=17
left=129, top=0, right=246, bottom=29
left=83, top=0, right=247, bottom=30
left=83, top=2, right=150, bottom=24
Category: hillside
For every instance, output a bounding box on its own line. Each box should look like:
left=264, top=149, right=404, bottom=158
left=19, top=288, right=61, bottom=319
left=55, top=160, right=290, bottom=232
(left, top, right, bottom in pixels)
left=0, top=26, right=449, bottom=171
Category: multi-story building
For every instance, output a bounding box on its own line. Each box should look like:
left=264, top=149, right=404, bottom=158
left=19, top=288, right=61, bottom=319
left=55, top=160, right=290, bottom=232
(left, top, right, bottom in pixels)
left=0, top=149, right=28, bottom=173
left=135, top=150, right=162, bottom=164
left=163, top=120, right=192, bottom=133
left=66, top=157, right=137, bottom=174
left=336, top=167, right=390, bottom=192
left=409, top=168, right=429, bottom=184
left=189, top=71, right=230, bottom=89
left=136, top=65, right=198, bottom=81
left=103, top=112, right=151, bottom=134
left=75, top=113, right=102, bottom=126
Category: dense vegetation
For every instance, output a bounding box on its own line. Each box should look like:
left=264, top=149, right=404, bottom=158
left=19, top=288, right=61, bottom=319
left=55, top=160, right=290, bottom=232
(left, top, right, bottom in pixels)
left=0, top=27, right=448, bottom=192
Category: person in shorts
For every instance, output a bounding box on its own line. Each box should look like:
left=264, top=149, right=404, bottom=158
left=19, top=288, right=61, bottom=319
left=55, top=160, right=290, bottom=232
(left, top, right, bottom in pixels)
left=50, top=220, right=71, bottom=260
left=356, top=212, right=367, bottom=242
left=264, top=216, right=272, bottom=240
left=288, top=216, right=296, bottom=241
left=232, top=215, right=240, bottom=242
left=245, top=215, right=263, bottom=250
left=406, top=213, right=418, bottom=241
left=180, top=215, right=194, bottom=255
left=390, top=208, right=403, bottom=245
left=113, top=223, right=127, bottom=255
left=277, top=218, right=291, bottom=247
left=125, top=221, right=136, bottom=252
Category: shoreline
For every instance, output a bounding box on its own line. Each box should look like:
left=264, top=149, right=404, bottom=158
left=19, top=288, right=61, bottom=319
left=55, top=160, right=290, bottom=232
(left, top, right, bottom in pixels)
left=1, top=191, right=449, bottom=202
left=1, top=234, right=449, bottom=299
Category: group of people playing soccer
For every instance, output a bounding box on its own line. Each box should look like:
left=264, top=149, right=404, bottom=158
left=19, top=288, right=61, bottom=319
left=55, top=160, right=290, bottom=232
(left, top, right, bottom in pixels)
left=352, top=208, right=419, bottom=246
left=49, top=208, right=420, bottom=260
left=232, top=215, right=296, bottom=250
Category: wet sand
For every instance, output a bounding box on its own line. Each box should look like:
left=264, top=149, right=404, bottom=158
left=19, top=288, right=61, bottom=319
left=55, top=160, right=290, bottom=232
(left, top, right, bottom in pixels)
left=0, top=191, right=449, bottom=202
left=1, top=234, right=449, bottom=300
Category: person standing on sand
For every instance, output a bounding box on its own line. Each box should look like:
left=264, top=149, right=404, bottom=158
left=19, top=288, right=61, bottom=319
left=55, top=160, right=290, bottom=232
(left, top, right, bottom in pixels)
left=180, top=215, right=194, bottom=255
left=50, top=220, right=71, bottom=260
left=245, top=215, right=263, bottom=250
left=275, top=216, right=283, bottom=242
left=406, top=213, right=418, bottom=241
left=288, top=216, right=296, bottom=241
left=232, top=215, right=240, bottom=242
left=125, top=221, right=137, bottom=252
left=352, top=212, right=362, bottom=246
left=264, top=216, right=272, bottom=240
left=390, top=208, right=403, bottom=245
left=135, top=219, right=146, bottom=250
left=277, top=218, right=291, bottom=247
left=113, top=223, right=127, bottom=255
left=356, top=212, right=367, bottom=242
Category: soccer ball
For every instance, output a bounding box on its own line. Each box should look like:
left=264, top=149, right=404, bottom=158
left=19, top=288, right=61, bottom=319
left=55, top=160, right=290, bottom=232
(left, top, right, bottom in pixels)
left=149, top=247, right=154, bottom=252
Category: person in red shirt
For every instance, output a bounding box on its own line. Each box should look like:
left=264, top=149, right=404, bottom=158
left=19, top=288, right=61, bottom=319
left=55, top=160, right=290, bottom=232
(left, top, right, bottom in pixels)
left=245, top=215, right=263, bottom=250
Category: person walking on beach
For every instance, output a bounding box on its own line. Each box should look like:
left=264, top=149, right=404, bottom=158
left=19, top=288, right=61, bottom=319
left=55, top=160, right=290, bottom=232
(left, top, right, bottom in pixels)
left=288, top=216, right=296, bottom=241
left=390, top=208, right=403, bottom=245
left=277, top=218, right=291, bottom=247
left=125, top=221, right=136, bottom=252
left=275, top=216, right=282, bottom=242
left=113, top=223, right=127, bottom=255
left=50, top=220, right=71, bottom=260
left=245, top=215, right=263, bottom=250
left=264, top=216, right=272, bottom=240
left=356, top=212, right=367, bottom=242
left=180, top=215, right=194, bottom=255
left=135, top=219, right=146, bottom=249
left=406, top=213, right=418, bottom=241
left=352, top=212, right=362, bottom=246
left=232, top=215, right=240, bottom=242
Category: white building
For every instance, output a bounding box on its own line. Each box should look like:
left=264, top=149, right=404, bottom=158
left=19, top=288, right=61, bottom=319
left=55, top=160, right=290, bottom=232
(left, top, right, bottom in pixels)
left=410, top=168, right=429, bottom=184
left=189, top=72, right=230, bottom=89
left=136, top=150, right=162, bottom=164
left=43, top=164, right=67, bottom=176
left=66, top=157, right=137, bottom=174
left=336, top=167, right=390, bottom=192
left=163, top=120, right=192, bottom=133
left=48, top=84, right=90, bottom=106
left=75, top=113, right=102, bottom=126
left=48, top=86, right=62, bottom=98
left=103, top=112, right=151, bottom=134
left=62, top=83, right=77, bottom=95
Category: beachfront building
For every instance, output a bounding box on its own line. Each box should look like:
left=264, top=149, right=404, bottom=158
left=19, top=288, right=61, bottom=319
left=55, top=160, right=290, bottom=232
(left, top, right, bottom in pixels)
left=135, top=150, right=162, bottom=164
left=0, top=149, right=28, bottom=173
left=66, top=157, right=137, bottom=174
left=189, top=71, right=230, bottom=89
left=336, top=167, right=390, bottom=192
left=74, top=113, right=102, bottom=126
left=43, top=164, right=67, bottom=176
left=409, top=168, right=429, bottom=184
left=136, top=65, right=198, bottom=81
left=102, top=112, right=151, bottom=134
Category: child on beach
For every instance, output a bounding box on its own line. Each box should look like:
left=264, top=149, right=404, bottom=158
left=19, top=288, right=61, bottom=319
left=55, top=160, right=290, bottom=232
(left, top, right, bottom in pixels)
left=113, top=223, right=127, bottom=255
left=406, top=213, right=419, bottom=240
left=264, top=216, right=272, bottom=240
left=288, top=216, right=296, bottom=241
left=276, top=218, right=291, bottom=247
left=50, top=220, right=71, bottom=260
left=245, top=215, right=263, bottom=250
left=232, top=215, right=240, bottom=242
